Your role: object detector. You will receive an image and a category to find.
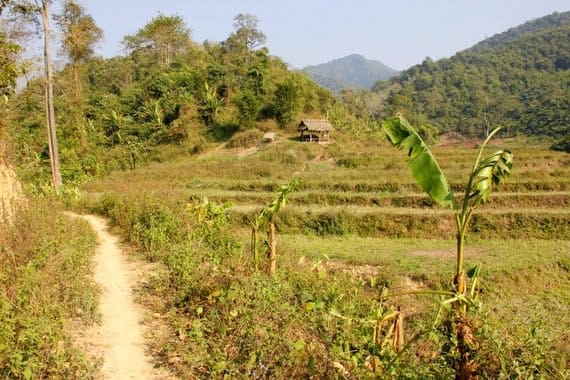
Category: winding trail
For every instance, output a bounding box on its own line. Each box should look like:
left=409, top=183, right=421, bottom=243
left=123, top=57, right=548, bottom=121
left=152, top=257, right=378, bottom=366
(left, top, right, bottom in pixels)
left=72, top=214, right=172, bottom=380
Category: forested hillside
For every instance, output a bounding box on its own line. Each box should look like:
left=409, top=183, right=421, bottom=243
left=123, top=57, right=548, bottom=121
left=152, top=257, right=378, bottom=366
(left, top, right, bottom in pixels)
left=469, top=11, right=570, bottom=52
left=2, top=6, right=569, bottom=187
left=6, top=11, right=350, bottom=185
left=380, top=11, right=569, bottom=138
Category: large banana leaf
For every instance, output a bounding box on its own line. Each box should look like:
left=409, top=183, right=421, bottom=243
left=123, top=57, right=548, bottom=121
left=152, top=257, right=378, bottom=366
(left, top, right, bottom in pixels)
left=469, top=149, right=513, bottom=206
left=382, top=115, right=456, bottom=209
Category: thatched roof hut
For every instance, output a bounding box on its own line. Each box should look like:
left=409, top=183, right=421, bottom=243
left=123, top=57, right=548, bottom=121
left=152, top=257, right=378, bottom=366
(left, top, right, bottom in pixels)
left=298, top=119, right=333, bottom=142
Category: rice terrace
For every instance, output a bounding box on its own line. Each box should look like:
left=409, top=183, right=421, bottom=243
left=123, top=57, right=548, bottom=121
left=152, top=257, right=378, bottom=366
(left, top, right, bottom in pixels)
left=0, top=2, right=569, bottom=379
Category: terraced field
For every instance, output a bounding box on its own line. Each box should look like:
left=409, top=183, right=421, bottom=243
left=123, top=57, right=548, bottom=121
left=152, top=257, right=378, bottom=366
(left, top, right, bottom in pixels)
left=81, top=134, right=569, bottom=377
left=85, top=136, right=570, bottom=241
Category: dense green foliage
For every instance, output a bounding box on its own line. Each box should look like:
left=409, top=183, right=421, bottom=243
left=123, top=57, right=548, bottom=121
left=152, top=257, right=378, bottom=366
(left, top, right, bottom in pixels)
left=304, top=53, right=400, bottom=92
left=5, top=9, right=568, bottom=187
left=0, top=23, right=20, bottom=156
left=380, top=11, right=570, bottom=138
left=0, top=33, right=19, bottom=98
left=7, top=13, right=339, bottom=185
left=469, top=11, right=570, bottom=52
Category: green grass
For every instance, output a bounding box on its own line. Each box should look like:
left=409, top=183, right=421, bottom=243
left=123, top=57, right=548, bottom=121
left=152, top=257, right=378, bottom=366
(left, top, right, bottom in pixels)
left=281, top=235, right=570, bottom=373
left=281, top=234, right=570, bottom=286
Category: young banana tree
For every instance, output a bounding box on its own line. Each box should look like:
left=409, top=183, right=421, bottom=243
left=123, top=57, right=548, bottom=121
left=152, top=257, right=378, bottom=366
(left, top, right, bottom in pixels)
left=200, top=82, right=224, bottom=125
left=381, top=115, right=512, bottom=379
left=251, top=177, right=299, bottom=275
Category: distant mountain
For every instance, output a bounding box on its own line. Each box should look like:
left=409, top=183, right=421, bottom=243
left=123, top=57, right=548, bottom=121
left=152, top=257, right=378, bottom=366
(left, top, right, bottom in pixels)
left=383, top=11, right=570, bottom=138
left=303, top=54, right=399, bottom=92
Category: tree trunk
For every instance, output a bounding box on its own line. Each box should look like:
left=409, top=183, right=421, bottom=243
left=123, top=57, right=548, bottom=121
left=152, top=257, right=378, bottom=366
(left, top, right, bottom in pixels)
left=41, top=0, right=62, bottom=190
left=392, top=309, right=405, bottom=352
left=268, top=222, right=277, bottom=276
left=454, top=231, right=476, bottom=380
left=251, top=226, right=259, bottom=270
left=482, top=112, right=490, bottom=138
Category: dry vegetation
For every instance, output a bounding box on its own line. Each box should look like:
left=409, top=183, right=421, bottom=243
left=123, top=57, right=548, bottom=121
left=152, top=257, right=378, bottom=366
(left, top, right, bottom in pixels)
left=78, top=132, right=569, bottom=378
left=0, top=198, right=99, bottom=378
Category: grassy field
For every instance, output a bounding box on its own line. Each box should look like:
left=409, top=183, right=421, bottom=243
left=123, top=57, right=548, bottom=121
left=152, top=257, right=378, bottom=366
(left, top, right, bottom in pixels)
left=80, top=131, right=570, bottom=378
left=84, top=135, right=569, bottom=242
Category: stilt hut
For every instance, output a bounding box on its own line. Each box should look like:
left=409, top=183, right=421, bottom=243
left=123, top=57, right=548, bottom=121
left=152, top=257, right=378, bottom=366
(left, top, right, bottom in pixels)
left=298, top=119, right=333, bottom=142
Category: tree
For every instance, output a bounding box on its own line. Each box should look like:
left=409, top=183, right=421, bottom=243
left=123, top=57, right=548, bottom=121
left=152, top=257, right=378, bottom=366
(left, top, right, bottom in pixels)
left=0, top=32, right=19, bottom=97
left=40, top=0, right=61, bottom=189
left=382, top=115, right=512, bottom=379
left=6, top=0, right=62, bottom=189
left=221, top=13, right=266, bottom=73
left=199, top=82, right=223, bottom=125
left=223, top=13, right=266, bottom=53
left=0, top=28, right=20, bottom=158
left=273, top=78, right=300, bottom=128
left=233, top=89, right=259, bottom=129
left=123, top=14, right=192, bottom=67
left=54, top=0, right=102, bottom=98
left=251, top=177, right=299, bottom=275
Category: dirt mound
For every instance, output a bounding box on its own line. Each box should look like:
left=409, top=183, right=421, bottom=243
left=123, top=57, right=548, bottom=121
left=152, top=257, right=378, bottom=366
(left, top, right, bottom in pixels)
left=0, top=160, right=25, bottom=228
left=237, top=146, right=260, bottom=157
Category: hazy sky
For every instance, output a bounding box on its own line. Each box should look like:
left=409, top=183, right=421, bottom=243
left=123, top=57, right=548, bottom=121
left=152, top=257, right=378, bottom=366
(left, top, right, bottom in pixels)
left=84, top=0, right=569, bottom=70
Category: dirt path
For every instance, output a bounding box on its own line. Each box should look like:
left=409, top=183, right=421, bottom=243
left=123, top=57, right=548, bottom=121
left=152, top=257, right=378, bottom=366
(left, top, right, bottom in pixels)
left=73, top=214, right=173, bottom=380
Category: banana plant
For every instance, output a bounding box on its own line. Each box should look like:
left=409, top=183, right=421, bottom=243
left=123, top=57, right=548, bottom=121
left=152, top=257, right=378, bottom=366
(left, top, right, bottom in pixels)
left=251, top=177, right=299, bottom=275
left=381, top=114, right=512, bottom=379
left=200, top=82, right=224, bottom=125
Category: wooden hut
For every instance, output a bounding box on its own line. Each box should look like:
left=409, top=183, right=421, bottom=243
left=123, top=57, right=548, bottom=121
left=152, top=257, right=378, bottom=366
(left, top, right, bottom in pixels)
left=298, top=119, right=333, bottom=142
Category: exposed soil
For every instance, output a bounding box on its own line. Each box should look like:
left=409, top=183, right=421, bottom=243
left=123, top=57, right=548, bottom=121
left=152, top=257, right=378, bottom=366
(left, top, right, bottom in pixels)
left=237, top=146, right=260, bottom=157
left=70, top=214, right=175, bottom=380
left=321, top=259, right=381, bottom=279
left=0, top=160, right=25, bottom=227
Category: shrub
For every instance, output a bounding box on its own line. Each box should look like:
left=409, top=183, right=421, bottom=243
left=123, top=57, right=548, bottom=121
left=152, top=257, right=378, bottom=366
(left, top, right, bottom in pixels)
left=551, top=136, right=570, bottom=153
left=226, top=129, right=264, bottom=149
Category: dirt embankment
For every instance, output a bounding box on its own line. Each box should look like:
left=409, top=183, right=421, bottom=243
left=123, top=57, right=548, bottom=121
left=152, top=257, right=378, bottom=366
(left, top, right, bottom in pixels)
left=0, top=160, right=25, bottom=228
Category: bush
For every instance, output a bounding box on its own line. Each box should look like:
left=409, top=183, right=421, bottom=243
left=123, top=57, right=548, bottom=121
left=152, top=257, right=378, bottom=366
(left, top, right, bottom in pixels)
left=551, top=136, right=570, bottom=153
left=226, top=129, right=264, bottom=149
left=86, top=195, right=186, bottom=259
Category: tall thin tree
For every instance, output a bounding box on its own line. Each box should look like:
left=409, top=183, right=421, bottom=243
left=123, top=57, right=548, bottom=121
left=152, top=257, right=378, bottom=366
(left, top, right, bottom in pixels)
left=40, top=0, right=61, bottom=190
left=9, top=0, right=62, bottom=189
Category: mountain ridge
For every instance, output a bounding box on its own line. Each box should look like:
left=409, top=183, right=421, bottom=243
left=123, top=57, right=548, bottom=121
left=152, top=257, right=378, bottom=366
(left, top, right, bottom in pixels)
left=303, top=54, right=399, bottom=92
left=467, top=10, right=570, bottom=52
left=382, top=11, right=569, bottom=138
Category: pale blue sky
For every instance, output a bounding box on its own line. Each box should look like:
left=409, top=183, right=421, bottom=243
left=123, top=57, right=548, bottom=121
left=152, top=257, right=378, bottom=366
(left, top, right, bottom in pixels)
left=84, top=0, right=569, bottom=70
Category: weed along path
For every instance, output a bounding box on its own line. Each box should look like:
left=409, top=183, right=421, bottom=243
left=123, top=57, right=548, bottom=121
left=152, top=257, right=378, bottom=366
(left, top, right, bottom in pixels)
left=71, top=213, right=173, bottom=380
